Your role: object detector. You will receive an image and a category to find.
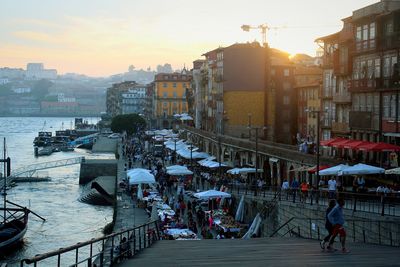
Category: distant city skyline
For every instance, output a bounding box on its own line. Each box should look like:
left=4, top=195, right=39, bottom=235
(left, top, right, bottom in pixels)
left=1, top=0, right=379, bottom=77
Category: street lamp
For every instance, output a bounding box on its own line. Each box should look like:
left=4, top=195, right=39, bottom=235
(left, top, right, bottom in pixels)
left=248, top=113, right=252, bottom=139
left=305, top=108, right=326, bottom=189
left=248, top=126, right=267, bottom=194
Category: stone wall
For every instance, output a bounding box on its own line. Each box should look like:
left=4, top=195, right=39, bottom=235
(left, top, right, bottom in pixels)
left=231, top=193, right=400, bottom=247
left=79, top=159, right=118, bottom=184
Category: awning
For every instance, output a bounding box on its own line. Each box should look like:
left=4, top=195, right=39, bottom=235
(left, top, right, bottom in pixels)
left=342, top=140, right=371, bottom=149
left=307, top=165, right=330, bottom=173
left=289, top=166, right=310, bottom=172
left=385, top=167, right=400, bottom=175
left=320, top=137, right=347, bottom=147
left=357, top=142, right=400, bottom=152
left=331, top=139, right=353, bottom=148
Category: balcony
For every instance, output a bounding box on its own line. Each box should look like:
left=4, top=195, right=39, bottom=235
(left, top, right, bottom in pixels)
left=332, top=94, right=351, bottom=103
left=321, top=88, right=333, bottom=99
left=332, top=122, right=350, bottom=133
left=321, top=119, right=332, bottom=129
left=349, top=79, right=379, bottom=92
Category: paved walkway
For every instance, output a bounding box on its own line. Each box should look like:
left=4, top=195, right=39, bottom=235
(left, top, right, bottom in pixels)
left=117, top=237, right=400, bottom=267
left=95, top=141, right=149, bottom=265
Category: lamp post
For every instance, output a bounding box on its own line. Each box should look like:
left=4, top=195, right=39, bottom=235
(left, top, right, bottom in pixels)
left=174, top=138, right=177, bottom=164
left=248, top=113, right=252, bottom=139
left=306, top=108, right=323, bottom=189
left=248, top=126, right=265, bottom=195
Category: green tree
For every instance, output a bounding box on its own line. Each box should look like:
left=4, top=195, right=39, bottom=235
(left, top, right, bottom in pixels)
left=0, top=84, right=12, bottom=96
left=32, top=79, right=53, bottom=99
left=111, top=113, right=146, bottom=135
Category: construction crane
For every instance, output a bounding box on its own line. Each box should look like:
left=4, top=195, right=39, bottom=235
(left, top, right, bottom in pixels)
left=241, top=24, right=284, bottom=46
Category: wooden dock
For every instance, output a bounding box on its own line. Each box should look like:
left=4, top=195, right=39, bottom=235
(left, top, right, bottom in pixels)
left=117, top=238, right=400, bottom=267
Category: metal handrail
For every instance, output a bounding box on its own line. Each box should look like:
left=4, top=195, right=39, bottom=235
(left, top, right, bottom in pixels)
left=269, top=216, right=400, bottom=247
left=20, top=220, right=160, bottom=266
left=225, top=183, right=400, bottom=217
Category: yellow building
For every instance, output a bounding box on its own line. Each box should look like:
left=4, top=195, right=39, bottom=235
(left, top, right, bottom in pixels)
left=153, top=72, right=192, bottom=128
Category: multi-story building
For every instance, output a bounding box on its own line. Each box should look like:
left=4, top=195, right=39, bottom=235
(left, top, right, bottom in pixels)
left=266, top=49, right=297, bottom=144
left=294, top=65, right=322, bottom=140
left=349, top=0, right=400, bottom=144
left=198, top=43, right=296, bottom=144
left=26, top=63, right=57, bottom=80
left=152, top=71, right=192, bottom=129
left=317, top=16, right=354, bottom=141
left=106, top=81, right=148, bottom=117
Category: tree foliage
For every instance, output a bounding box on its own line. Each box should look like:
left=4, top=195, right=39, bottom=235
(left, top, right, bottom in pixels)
left=32, top=79, right=53, bottom=99
left=111, top=113, right=146, bottom=135
left=0, top=84, right=12, bottom=96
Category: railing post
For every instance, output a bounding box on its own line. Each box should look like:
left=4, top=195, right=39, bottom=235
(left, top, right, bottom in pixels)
left=111, top=235, right=114, bottom=263
left=133, top=229, right=137, bottom=255
left=139, top=227, right=142, bottom=250
left=57, top=253, right=61, bottom=267
left=381, top=195, right=385, bottom=216
left=75, top=247, right=79, bottom=266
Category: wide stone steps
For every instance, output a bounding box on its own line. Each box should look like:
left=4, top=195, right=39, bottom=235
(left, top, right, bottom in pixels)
left=117, top=237, right=400, bottom=267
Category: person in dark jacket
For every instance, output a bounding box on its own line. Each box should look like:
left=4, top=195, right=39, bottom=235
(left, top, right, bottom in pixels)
left=320, top=199, right=336, bottom=249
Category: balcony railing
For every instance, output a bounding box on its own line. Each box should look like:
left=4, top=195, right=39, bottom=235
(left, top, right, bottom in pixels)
left=332, top=94, right=351, bottom=103
left=332, top=121, right=350, bottom=133
left=349, top=79, right=379, bottom=92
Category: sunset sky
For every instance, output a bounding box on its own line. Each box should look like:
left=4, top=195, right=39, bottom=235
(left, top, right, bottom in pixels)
left=1, top=0, right=379, bottom=77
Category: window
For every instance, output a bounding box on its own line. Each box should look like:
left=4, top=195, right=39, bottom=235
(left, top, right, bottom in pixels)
left=271, top=69, right=276, bottom=76
left=366, top=94, right=372, bottom=112
left=163, top=92, right=168, bottom=98
left=173, top=83, right=177, bottom=88
left=359, top=94, right=366, bottom=111
left=163, top=102, right=167, bottom=107
left=356, top=26, right=362, bottom=41
left=383, top=95, right=390, bottom=118
left=374, top=58, right=381, bottom=78
left=163, top=83, right=167, bottom=88
left=283, top=69, right=290, bottom=76
left=182, top=83, right=186, bottom=88
left=283, top=96, right=290, bottom=105
left=173, top=91, right=177, bottom=98
left=390, top=95, right=396, bottom=118
left=383, top=57, right=391, bottom=77
left=283, top=81, right=291, bottom=91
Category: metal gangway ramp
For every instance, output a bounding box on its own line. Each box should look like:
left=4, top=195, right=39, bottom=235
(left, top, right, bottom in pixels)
left=11, top=157, right=85, bottom=178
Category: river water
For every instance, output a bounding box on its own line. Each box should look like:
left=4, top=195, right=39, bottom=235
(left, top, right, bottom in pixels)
left=0, top=117, right=113, bottom=266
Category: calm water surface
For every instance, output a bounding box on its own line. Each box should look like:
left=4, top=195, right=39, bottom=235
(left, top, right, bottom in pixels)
left=0, top=117, right=113, bottom=266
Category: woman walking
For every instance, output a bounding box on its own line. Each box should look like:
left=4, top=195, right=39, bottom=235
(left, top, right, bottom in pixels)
left=320, top=199, right=336, bottom=250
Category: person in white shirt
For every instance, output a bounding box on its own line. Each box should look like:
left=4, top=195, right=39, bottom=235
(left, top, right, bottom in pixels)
left=328, top=177, right=337, bottom=199
left=281, top=180, right=290, bottom=199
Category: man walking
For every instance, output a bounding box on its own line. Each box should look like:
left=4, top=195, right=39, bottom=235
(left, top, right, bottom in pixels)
left=328, top=177, right=337, bottom=199
left=326, top=198, right=350, bottom=253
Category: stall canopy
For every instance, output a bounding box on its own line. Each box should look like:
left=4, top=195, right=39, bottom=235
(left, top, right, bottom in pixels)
left=193, top=190, right=231, bottom=199
left=318, top=164, right=349, bottom=176
left=385, top=167, right=400, bottom=175
left=127, top=168, right=156, bottom=184
left=198, top=160, right=227, bottom=168
left=235, top=195, right=245, bottom=222
left=166, top=166, right=193, bottom=176
left=342, top=140, right=370, bottom=150
left=338, top=163, right=385, bottom=176
left=227, top=168, right=264, bottom=175
left=242, top=213, right=262, bottom=239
